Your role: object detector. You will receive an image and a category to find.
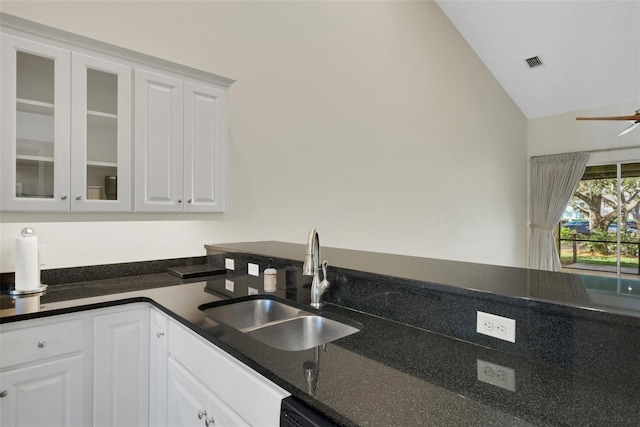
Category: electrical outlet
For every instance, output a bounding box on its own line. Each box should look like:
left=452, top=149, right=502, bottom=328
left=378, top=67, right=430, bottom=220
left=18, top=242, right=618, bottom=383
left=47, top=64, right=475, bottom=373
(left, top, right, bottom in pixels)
left=248, top=263, right=259, bottom=277
left=225, top=279, right=234, bottom=292
left=225, top=258, right=235, bottom=270
left=247, top=286, right=259, bottom=295
left=476, top=311, right=516, bottom=343
left=477, top=359, right=516, bottom=392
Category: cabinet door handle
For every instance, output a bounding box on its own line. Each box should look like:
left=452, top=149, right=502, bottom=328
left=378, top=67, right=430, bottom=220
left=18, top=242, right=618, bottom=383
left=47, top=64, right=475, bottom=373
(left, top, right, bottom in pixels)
left=188, top=199, right=192, bottom=203
left=76, top=196, right=82, bottom=200
left=198, top=410, right=207, bottom=420
left=37, top=341, right=46, bottom=348
left=0, top=390, right=7, bottom=398
left=177, top=199, right=182, bottom=204
left=205, top=416, right=215, bottom=426
left=156, top=331, right=164, bottom=338
left=61, top=194, right=68, bottom=200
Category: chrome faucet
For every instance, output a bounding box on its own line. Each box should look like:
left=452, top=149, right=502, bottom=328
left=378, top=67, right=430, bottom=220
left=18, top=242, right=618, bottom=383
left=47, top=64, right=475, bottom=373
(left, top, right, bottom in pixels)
left=302, top=228, right=330, bottom=308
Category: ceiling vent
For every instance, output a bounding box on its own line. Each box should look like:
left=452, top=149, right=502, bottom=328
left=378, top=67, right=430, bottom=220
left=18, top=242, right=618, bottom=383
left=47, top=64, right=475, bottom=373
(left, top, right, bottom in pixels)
left=525, top=56, right=543, bottom=68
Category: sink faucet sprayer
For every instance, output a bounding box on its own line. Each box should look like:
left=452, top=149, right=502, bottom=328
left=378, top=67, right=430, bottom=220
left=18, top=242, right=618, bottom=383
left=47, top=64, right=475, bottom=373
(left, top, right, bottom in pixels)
left=302, top=228, right=330, bottom=308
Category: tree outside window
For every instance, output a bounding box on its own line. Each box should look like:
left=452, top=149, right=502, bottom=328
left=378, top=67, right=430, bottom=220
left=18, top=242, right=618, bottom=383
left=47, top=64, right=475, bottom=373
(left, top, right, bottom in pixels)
left=559, top=162, right=640, bottom=275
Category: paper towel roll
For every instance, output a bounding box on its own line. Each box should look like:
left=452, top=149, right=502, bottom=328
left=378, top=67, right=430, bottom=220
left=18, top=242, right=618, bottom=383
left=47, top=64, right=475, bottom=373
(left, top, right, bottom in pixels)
left=15, top=234, right=39, bottom=291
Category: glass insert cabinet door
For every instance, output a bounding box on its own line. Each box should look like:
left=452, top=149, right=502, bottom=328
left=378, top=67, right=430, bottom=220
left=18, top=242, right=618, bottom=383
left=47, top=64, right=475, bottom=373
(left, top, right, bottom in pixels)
left=1, top=34, right=71, bottom=211
left=70, top=53, right=131, bottom=212
left=1, top=34, right=131, bottom=212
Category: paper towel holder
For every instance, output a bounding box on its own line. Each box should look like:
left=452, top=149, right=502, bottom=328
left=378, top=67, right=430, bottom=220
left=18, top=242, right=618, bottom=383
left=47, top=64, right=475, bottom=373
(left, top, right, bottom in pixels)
left=7, top=284, right=48, bottom=296
left=10, top=227, right=47, bottom=295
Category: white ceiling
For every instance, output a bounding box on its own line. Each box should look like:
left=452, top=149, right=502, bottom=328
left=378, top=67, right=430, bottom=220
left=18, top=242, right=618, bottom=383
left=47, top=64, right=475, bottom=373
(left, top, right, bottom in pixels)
left=435, top=0, right=640, bottom=119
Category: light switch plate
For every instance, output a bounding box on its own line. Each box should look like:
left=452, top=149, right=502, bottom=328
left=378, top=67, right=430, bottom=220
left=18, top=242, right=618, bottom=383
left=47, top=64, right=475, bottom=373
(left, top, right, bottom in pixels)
left=248, top=263, right=259, bottom=277
left=225, top=258, right=235, bottom=270
left=225, top=279, right=234, bottom=292
left=477, top=359, right=516, bottom=392
left=476, top=311, right=516, bottom=343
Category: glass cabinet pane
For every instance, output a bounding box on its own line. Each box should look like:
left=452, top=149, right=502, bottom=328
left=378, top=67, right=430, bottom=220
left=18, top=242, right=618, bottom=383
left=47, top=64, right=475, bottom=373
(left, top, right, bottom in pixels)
left=15, top=52, right=55, bottom=199
left=86, top=68, right=118, bottom=201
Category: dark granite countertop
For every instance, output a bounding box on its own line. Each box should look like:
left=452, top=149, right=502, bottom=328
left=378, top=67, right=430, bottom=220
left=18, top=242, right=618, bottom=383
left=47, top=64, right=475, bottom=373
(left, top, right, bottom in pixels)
left=2, top=244, right=639, bottom=426
left=206, top=241, right=640, bottom=322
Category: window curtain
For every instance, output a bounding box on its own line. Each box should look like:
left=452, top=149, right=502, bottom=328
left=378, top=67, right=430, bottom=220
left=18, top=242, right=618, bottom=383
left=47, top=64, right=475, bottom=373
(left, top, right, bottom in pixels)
left=529, top=152, right=590, bottom=271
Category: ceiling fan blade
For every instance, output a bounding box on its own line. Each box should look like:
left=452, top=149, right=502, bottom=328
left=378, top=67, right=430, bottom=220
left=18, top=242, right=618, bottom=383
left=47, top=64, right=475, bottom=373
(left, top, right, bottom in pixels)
left=576, top=108, right=640, bottom=122
left=576, top=114, right=640, bottom=121
left=618, top=121, right=640, bottom=136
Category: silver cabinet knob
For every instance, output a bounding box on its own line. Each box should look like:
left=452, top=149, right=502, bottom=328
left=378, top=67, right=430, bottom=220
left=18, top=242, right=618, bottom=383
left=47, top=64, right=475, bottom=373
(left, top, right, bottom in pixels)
left=75, top=196, right=82, bottom=200
left=37, top=341, right=46, bottom=348
left=61, top=194, right=68, bottom=200
left=205, top=416, right=215, bottom=426
left=177, top=199, right=182, bottom=204
left=156, top=331, right=164, bottom=338
left=0, top=390, right=7, bottom=398
left=188, top=199, right=192, bottom=203
left=198, top=410, right=207, bottom=420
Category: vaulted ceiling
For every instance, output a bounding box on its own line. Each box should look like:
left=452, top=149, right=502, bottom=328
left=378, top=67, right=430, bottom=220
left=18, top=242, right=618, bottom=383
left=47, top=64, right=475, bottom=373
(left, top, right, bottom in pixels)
left=436, top=0, right=640, bottom=119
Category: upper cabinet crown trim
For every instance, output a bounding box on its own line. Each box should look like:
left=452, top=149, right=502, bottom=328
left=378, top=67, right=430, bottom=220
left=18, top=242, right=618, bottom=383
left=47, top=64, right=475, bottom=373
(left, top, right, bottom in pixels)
left=0, top=12, right=235, bottom=88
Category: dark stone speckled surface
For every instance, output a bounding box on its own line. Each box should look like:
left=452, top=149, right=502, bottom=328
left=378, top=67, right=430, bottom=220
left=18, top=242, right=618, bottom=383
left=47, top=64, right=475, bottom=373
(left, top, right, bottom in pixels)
left=2, top=242, right=640, bottom=426
left=0, top=256, right=211, bottom=291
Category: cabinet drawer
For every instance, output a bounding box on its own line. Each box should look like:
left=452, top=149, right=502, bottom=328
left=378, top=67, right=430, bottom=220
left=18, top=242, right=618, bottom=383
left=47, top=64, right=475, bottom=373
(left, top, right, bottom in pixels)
left=1, top=319, right=83, bottom=369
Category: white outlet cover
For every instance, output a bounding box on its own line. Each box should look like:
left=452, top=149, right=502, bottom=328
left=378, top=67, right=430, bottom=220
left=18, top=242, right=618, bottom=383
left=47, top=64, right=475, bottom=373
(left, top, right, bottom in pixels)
left=476, top=311, right=516, bottom=343
left=225, top=279, right=234, bottom=292
left=477, top=359, right=516, bottom=392
left=248, top=287, right=259, bottom=295
left=248, top=263, right=259, bottom=277
left=225, top=258, right=235, bottom=270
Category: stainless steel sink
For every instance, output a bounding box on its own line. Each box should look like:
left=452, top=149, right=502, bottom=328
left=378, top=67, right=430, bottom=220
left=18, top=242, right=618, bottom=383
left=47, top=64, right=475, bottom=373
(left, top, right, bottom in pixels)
left=246, top=314, right=360, bottom=351
left=201, top=299, right=306, bottom=331
left=201, top=298, right=361, bottom=351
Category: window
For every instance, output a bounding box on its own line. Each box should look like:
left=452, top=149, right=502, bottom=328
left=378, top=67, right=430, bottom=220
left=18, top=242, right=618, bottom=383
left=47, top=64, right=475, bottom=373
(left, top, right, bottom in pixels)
left=559, top=162, right=640, bottom=277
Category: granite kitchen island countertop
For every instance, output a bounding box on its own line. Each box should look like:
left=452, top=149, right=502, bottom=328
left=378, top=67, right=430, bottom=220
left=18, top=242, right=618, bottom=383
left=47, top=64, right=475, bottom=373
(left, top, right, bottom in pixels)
left=2, top=245, right=639, bottom=426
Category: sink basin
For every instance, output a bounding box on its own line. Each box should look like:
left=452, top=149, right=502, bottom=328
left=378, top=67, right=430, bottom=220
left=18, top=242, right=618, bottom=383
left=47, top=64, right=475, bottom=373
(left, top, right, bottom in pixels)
left=201, top=299, right=306, bottom=331
left=246, top=314, right=360, bottom=351
left=201, top=298, right=361, bottom=351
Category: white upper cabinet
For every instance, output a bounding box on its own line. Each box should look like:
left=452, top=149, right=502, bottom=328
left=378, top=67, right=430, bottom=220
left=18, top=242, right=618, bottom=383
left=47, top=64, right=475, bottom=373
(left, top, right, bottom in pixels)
left=71, top=53, right=132, bottom=211
left=134, top=72, right=228, bottom=213
left=0, top=35, right=132, bottom=212
left=134, top=69, right=184, bottom=212
left=0, top=13, right=233, bottom=213
left=184, top=82, right=228, bottom=213
left=1, top=34, right=72, bottom=211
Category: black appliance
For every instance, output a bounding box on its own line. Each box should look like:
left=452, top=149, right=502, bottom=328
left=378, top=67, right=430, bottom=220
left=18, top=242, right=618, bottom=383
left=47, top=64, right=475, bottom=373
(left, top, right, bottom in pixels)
left=280, top=396, right=338, bottom=427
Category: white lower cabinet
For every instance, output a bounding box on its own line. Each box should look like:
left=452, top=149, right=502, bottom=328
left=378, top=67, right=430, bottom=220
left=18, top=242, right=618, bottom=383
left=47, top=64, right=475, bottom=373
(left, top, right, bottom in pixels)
left=1, top=303, right=289, bottom=427
left=0, top=355, right=84, bottom=427
left=149, top=307, right=169, bottom=427
left=168, top=319, right=289, bottom=427
left=167, top=357, right=249, bottom=427
left=93, top=307, right=149, bottom=427
left=0, top=317, right=86, bottom=426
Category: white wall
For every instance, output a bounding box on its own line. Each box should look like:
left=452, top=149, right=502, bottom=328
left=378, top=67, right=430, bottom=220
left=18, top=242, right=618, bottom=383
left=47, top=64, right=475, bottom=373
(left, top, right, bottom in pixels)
left=528, top=100, right=640, bottom=158
left=0, top=1, right=528, bottom=272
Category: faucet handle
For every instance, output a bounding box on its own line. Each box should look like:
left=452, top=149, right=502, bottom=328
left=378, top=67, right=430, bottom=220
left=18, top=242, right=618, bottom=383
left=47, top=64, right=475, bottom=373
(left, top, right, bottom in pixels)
left=321, top=260, right=329, bottom=279
left=320, top=260, right=330, bottom=291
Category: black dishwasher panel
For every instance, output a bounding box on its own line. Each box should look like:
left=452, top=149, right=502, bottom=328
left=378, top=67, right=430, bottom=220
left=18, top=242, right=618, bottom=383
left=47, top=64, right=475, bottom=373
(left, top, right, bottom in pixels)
left=280, top=396, right=338, bottom=427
